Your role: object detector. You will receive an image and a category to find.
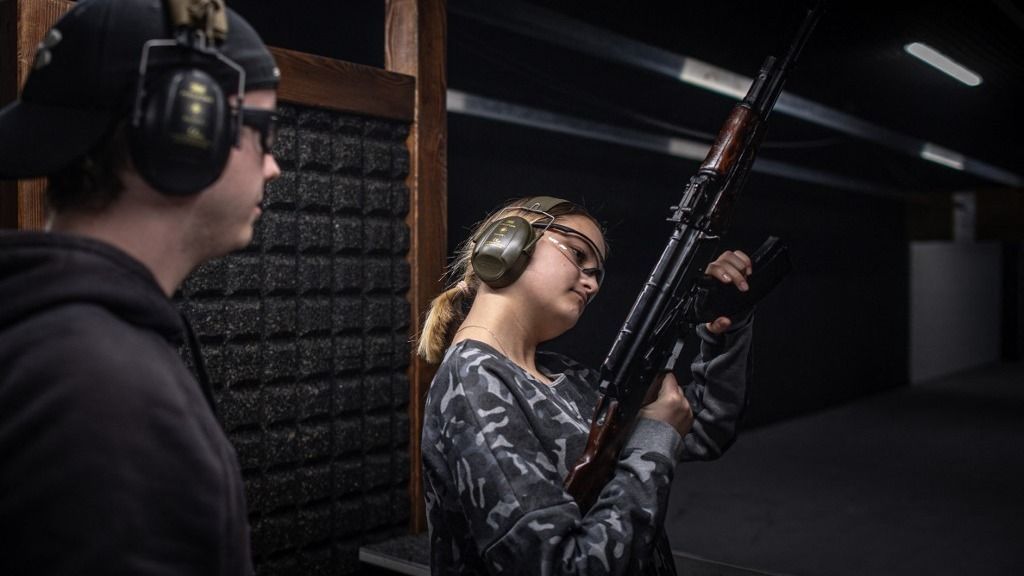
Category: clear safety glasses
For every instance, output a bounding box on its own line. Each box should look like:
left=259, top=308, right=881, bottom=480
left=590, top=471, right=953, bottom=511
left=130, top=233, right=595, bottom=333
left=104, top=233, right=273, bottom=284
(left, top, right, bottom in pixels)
left=533, top=221, right=605, bottom=287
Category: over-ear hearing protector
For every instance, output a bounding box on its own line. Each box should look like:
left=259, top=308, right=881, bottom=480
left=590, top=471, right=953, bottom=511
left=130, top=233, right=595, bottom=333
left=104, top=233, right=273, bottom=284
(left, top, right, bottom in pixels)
left=130, top=0, right=245, bottom=196
left=471, top=196, right=571, bottom=288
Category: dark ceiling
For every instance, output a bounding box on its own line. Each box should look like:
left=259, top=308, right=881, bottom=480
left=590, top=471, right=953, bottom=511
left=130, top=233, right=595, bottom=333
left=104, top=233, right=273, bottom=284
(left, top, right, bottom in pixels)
left=233, top=0, right=1023, bottom=196
left=446, top=0, right=1024, bottom=195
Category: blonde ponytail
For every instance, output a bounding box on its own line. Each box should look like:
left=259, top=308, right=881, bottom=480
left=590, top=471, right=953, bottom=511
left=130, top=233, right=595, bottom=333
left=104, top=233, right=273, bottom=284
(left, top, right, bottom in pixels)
left=417, top=280, right=473, bottom=363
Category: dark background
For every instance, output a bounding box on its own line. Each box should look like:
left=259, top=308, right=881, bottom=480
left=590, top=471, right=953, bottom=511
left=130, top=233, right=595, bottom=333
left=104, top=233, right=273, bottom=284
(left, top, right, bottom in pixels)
left=231, top=0, right=1022, bottom=426
left=1, top=2, right=1017, bottom=575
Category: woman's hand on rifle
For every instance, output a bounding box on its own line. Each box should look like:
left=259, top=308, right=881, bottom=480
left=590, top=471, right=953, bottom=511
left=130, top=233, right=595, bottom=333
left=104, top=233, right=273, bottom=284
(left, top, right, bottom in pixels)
left=638, top=372, right=694, bottom=437
left=703, top=250, right=753, bottom=334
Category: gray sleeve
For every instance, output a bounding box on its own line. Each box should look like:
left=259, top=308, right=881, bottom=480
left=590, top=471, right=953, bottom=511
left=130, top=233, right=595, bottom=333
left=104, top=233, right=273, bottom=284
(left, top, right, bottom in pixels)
left=680, top=313, right=754, bottom=461
left=436, top=361, right=679, bottom=575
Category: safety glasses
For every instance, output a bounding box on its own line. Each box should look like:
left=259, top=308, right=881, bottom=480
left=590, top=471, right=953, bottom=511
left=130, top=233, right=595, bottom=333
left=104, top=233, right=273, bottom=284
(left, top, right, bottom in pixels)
left=532, top=222, right=606, bottom=287
left=545, top=234, right=605, bottom=287
left=238, top=107, right=279, bottom=154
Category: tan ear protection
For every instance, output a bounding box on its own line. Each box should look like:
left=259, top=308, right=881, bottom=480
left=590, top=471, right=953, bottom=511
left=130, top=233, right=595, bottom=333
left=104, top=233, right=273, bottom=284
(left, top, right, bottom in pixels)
left=471, top=196, right=570, bottom=288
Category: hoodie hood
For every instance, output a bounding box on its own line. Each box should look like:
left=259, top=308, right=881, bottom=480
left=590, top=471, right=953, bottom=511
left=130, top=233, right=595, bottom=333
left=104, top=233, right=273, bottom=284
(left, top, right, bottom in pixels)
left=0, top=231, right=182, bottom=342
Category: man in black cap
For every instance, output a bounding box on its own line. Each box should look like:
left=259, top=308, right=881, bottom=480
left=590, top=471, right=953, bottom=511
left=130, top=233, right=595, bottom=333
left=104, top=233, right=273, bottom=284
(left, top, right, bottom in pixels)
left=0, top=0, right=280, bottom=573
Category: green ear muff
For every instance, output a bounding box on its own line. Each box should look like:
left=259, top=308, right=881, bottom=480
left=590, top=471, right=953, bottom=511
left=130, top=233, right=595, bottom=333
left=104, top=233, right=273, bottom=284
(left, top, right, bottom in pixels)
left=472, top=216, right=538, bottom=288
left=471, top=196, right=570, bottom=289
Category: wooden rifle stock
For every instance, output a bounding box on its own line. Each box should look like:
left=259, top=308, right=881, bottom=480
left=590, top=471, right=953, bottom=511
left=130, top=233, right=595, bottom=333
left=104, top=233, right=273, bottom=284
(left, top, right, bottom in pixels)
left=564, top=4, right=821, bottom=512
left=563, top=397, right=621, bottom=512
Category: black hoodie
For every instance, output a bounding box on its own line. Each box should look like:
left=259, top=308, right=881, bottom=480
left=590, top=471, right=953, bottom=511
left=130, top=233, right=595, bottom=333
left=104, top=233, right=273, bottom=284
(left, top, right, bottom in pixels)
left=0, top=231, right=253, bottom=575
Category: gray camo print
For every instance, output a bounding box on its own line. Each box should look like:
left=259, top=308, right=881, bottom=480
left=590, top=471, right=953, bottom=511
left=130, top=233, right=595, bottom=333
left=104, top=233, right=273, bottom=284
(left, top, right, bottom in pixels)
left=422, top=317, right=753, bottom=575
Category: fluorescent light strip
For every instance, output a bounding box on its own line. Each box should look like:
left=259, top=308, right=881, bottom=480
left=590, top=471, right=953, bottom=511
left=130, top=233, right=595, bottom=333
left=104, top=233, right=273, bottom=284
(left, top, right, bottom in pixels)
left=920, top=142, right=965, bottom=170
left=904, top=42, right=982, bottom=87
left=678, top=58, right=751, bottom=100
left=447, top=89, right=898, bottom=195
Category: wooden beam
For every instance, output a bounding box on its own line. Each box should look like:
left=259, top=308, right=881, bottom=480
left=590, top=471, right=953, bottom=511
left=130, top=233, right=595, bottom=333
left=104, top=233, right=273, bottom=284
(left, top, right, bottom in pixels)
left=272, top=46, right=414, bottom=120
left=0, top=0, right=20, bottom=229
left=385, top=0, right=447, bottom=534
left=0, top=0, right=71, bottom=230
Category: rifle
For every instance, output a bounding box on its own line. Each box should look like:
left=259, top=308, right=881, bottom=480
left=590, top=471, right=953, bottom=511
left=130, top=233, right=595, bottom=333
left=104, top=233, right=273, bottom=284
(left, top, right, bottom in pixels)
left=564, top=4, right=821, bottom=512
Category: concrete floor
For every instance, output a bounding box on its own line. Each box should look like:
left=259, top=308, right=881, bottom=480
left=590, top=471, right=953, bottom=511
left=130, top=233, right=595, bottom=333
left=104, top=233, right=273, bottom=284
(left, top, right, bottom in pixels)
left=666, top=362, right=1024, bottom=576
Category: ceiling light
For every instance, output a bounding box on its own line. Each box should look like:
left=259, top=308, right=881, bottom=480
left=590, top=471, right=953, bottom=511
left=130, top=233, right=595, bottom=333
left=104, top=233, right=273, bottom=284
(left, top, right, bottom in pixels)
left=678, top=58, right=751, bottom=99
left=920, top=142, right=965, bottom=170
left=904, top=42, right=982, bottom=87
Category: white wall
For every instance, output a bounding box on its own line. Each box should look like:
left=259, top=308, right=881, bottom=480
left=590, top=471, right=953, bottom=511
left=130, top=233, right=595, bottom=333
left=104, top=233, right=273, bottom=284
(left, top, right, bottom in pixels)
left=910, top=242, right=1002, bottom=383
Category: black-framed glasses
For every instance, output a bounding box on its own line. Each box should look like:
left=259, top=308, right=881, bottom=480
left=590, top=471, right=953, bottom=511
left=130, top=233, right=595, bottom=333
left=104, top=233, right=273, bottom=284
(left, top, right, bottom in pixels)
left=238, top=107, right=279, bottom=154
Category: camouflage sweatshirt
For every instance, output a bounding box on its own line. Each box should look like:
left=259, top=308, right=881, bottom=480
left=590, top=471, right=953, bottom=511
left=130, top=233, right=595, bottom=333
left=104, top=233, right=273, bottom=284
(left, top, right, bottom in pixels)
left=422, top=317, right=753, bottom=575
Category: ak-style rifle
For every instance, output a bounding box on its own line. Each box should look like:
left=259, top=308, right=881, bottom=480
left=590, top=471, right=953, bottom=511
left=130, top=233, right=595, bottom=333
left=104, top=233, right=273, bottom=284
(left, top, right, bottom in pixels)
left=564, top=4, right=821, bottom=512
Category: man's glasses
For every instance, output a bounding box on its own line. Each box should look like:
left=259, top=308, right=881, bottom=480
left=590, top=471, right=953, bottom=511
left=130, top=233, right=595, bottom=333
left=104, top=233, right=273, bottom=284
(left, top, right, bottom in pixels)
left=238, top=107, right=279, bottom=154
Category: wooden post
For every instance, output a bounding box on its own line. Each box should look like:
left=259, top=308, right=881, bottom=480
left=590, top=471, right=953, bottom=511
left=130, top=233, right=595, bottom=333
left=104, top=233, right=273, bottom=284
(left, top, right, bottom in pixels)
left=385, top=0, right=447, bottom=533
left=0, top=0, right=71, bottom=230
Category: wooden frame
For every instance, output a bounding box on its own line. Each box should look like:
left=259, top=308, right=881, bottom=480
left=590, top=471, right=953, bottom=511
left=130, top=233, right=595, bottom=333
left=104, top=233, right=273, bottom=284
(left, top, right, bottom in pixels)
left=386, top=0, right=447, bottom=533
left=272, top=46, right=414, bottom=122
left=0, top=0, right=68, bottom=230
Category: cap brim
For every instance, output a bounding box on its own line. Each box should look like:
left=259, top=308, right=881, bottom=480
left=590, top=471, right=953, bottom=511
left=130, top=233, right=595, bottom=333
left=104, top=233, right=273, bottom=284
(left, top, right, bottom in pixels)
left=0, top=98, right=114, bottom=180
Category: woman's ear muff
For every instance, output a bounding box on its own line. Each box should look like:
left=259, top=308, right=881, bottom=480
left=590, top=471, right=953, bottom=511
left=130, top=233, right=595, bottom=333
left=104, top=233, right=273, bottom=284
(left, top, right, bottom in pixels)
left=470, top=196, right=571, bottom=289
left=471, top=216, right=539, bottom=288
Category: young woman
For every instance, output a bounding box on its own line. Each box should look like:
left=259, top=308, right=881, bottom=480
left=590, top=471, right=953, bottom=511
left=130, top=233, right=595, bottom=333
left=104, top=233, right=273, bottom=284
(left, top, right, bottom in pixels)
left=418, top=197, right=754, bottom=575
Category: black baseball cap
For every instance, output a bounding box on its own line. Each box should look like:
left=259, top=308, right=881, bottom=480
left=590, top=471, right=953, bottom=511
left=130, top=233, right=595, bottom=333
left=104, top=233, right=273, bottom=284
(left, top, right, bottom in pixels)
left=0, top=0, right=280, bottom=179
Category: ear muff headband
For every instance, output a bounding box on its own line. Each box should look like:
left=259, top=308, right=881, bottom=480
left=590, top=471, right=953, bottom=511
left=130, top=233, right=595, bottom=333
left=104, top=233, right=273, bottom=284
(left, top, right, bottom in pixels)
left=471, top=196, right=571, bottom=289
left=129, top=0, right=244, bottom=196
